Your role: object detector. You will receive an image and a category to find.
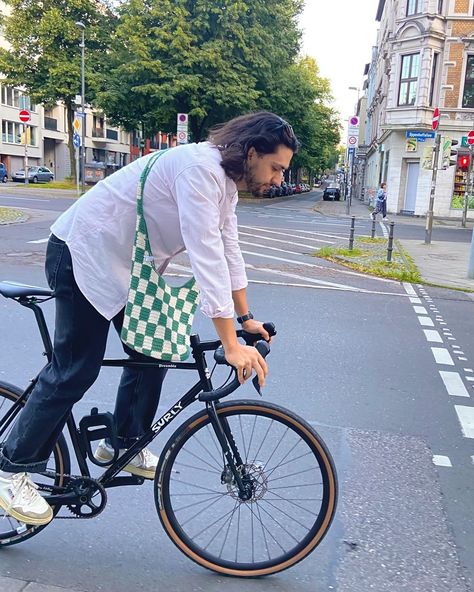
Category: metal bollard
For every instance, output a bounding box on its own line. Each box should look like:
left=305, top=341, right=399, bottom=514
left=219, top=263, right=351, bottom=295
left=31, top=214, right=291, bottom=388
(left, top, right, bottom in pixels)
left=371, top=217, right=376, bottom=239
left=349, top=216, right=356, bottom=251
left=386, top=221, right=395, bottom=262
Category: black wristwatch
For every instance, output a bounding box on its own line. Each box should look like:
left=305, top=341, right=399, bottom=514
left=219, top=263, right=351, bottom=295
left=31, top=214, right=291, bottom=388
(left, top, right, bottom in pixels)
left=237, top=311, right=254, bottom=324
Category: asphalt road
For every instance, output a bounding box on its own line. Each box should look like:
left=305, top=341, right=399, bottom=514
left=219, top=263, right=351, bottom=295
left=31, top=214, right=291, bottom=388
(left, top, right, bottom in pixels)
left=0, top=189, right=473, bottom=592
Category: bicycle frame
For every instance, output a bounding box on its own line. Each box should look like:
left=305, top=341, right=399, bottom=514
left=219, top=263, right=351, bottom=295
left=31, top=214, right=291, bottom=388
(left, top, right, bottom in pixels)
left=1, top=295, right=246, bottom=505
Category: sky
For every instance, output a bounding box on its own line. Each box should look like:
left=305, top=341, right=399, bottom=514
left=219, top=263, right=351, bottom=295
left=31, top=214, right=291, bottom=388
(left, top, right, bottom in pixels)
left=299, top=1, right=380, bottom=135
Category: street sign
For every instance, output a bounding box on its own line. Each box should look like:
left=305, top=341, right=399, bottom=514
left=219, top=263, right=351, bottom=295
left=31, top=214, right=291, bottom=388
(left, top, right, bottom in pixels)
left=348, top=136, right=357, bottom=146
left=467, top=130, right=474, bottom=145
left=19, top=109, right=30, bottom=123
left=73, top=132, right=81, bottom=148
left=432, top=107, right=440, bottom=130
left=406, top=131, right=435, bottom=141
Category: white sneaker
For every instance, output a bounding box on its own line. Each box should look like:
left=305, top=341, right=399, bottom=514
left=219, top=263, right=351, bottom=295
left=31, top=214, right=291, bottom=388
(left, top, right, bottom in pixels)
left=382, top=217, right=388, bottom=221
left=94, top=440, right=158, bottom=480
left=0, top=472, right=53, bottom=525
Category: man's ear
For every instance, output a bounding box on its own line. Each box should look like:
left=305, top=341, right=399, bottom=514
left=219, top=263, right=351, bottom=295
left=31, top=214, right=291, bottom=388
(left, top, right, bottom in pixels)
left=247, top=147, right=256, bottom=161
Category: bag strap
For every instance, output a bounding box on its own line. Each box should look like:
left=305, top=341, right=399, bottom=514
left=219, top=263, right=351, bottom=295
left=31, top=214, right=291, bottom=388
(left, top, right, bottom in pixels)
left=136, top=149, right=168, bottom=259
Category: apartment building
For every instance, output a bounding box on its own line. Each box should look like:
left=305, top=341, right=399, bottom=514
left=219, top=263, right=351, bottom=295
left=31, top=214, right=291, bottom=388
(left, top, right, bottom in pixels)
left=364, top=0, right=474, bottom=218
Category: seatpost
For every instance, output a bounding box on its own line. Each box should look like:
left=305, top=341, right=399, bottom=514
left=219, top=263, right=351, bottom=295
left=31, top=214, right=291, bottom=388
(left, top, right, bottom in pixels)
left=21, top=300, right=53, bottom=362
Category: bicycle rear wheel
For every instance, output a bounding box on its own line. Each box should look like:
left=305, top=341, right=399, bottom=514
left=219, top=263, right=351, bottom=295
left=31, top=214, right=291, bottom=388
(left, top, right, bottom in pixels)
left=0, top=381, right=70, bottom=546
left=155, top=400, right=337, bottom=576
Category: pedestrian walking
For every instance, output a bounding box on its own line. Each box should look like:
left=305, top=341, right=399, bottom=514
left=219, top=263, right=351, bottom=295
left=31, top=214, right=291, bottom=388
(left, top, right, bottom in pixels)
left=0, top=111, right=299, bottom=526
left=371, top=182, right=387, bottom=221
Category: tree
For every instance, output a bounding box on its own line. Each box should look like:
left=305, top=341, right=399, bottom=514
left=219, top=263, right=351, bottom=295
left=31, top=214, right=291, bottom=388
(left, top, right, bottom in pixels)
left=0, top=0, right=115, bottom=182
left=97, top=0, right=304, bottom=141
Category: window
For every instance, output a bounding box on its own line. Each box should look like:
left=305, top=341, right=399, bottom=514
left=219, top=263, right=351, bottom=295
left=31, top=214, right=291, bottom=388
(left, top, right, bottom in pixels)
left=398, top=53, right=420, bottom=106
left=463, top=56, right=474, bottom=107
left=429, top=52, right=439, bottom=106
left=438, top=0, right=443, bottom=14
left=406, top=0, right=420, bottom=16
left=1, top=86, right=35, bottom=111
left=1, top=120, right=37, bottom=146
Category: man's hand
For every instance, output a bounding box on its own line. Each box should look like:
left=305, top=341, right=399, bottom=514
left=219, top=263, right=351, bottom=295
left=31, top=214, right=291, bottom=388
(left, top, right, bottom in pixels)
left=240, top=319, right=272, bottom=342
left=224, top=343, right=268, bottom=387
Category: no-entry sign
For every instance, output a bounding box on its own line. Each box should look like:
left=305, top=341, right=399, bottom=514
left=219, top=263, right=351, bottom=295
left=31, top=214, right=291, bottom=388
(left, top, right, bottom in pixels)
left=432, top=108, right=440, bottom=131
left=468, top=130, right=474, bottom=146
left=19, top=109, right=30, bottom=123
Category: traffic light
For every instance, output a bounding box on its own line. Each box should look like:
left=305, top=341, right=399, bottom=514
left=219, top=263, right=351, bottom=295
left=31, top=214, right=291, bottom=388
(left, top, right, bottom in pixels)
left=448, top=139, right=458, bottom=167
left=458, top=154, right=470, bottom=171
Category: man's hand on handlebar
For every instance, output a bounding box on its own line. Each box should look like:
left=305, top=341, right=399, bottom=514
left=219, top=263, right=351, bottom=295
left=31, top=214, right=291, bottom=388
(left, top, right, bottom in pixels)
left=240, top=318, right=272, bottom=343
left=224, top=343, right=268, bottom=387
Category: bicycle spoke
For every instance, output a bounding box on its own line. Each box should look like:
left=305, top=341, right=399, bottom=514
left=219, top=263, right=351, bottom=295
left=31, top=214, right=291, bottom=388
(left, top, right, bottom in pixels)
left=216, top=499, right=239, bottom=557
left=179, top=443, right=221, bottom=472
left=173, top=461, right=217, bottom=475
left=268, top=466, right=317, bottom=482
left=169, top=477, right=223, bottom=495
left=174, top=492, right=227, bottom=514
left=259, top=498, right=311, bottom=532
left=180, top=492, right=230, bottom=529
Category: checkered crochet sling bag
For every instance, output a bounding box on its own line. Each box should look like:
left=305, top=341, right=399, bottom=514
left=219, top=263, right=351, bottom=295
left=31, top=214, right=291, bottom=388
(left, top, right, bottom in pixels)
left=121, top=150, right=200, bottom=361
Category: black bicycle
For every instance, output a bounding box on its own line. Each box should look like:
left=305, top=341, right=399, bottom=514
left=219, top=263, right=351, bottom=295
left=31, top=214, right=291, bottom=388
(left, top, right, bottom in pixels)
left=0, top=281, right=337, bottom=577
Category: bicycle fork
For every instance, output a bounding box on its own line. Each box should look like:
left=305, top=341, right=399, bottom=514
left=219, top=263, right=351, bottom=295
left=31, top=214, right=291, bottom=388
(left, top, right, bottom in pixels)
left=206, top=402, right=252, bottom=501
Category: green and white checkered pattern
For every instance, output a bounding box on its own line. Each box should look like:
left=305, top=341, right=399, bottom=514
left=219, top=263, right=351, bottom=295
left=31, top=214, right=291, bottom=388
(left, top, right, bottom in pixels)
left=121, top=150, right=199, bottom=361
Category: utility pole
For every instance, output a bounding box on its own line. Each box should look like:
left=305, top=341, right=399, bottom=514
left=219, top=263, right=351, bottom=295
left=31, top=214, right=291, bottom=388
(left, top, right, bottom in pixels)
left=75, top=21, right=86, bottom=194
left=462, top=143, right=473, bottom=228
left=425, top=107, right=441, bottom=245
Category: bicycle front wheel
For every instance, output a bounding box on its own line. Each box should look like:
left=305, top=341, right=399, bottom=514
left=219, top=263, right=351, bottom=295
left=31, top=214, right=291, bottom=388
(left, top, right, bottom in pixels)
left=0, top=381, right=71, bottom=546
left=155, top=400, right=337, bottom=576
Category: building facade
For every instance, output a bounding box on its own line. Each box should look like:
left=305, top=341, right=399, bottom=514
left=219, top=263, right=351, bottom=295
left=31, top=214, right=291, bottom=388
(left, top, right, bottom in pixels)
left=364, top=0, right=474, bottom=218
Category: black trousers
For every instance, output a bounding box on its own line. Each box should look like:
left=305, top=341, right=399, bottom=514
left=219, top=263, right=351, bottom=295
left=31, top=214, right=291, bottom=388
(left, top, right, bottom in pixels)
left=0, top=235, right=167, bottom=473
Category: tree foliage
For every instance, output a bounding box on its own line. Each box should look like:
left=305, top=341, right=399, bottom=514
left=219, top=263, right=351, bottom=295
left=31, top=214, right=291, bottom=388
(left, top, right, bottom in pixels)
left=0, top=0, right=114, bottom=179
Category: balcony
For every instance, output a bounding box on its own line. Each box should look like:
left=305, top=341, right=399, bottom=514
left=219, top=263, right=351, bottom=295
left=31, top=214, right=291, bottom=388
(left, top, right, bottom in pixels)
left=92, top=127, right=105, bottom=138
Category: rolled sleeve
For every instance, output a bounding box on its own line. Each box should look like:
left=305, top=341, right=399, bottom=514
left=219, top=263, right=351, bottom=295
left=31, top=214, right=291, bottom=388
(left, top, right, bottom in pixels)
left=221, top=205, right=248, bottom=292
left=172, top=165, right=235, bottom=319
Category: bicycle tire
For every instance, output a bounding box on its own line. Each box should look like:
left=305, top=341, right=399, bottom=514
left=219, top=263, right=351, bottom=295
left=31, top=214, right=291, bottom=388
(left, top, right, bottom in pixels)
left=155, top=399, right=337, bottom=576
left=0, top=381, right=70, bottom=546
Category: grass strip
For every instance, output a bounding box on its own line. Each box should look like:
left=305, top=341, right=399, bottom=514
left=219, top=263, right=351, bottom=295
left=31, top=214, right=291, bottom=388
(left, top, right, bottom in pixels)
left=0, top=206, right=27, bottom=224
left=315, top=236, right=421, bottom=283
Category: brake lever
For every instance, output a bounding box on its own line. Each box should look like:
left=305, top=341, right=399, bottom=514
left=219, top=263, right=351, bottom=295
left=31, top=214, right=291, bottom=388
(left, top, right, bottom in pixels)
left=252, top=341, right=270, bottom=396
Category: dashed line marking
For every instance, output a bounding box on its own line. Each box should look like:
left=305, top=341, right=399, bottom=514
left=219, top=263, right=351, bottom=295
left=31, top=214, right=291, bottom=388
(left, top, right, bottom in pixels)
left=432, top=455, right=452, bottom=467
left=414, top=306, right=428, bottom=315
left=464, top=368, right=473, bottom=373
left=454, top=406, right=474, bottom=438
left=431, top=347, right=455, bottom=365
left=418, top=316, right=434, bottom=327
left=410, top=297, right=422, bottom=304
left=423, top=330, right=443, bottom=343
left=439, top=371, right=470, bottom=397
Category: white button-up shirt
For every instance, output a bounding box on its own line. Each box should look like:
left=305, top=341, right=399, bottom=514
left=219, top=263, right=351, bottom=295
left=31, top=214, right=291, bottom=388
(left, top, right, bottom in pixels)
left=51, top=142, right=247, bottom=321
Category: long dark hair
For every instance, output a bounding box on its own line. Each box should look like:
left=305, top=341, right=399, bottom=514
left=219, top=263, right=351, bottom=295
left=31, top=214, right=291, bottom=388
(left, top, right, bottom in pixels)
left=208, top=111, right=299, bottom=182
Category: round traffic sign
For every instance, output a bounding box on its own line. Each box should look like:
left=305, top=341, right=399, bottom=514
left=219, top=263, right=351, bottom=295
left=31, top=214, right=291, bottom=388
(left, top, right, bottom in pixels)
left=348, top=136, right=357, bottom=145
left=19, top=109, right=30, bottom=123
left=349, top=116, right=359, bottom=126
left=178, top=131, right=187, bottom=140
left=468, top=130, right=474, bottom=146
left=432, top=107, right=440, bottom=131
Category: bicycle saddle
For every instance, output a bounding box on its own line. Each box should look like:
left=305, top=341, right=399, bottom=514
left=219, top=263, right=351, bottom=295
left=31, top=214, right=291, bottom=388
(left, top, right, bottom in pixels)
left=0, top=281, right=54, bottom=299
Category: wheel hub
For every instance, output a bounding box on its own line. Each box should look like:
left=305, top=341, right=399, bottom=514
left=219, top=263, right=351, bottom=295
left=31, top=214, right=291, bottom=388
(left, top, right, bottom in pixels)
left=226, top=462, right=268, bottom=502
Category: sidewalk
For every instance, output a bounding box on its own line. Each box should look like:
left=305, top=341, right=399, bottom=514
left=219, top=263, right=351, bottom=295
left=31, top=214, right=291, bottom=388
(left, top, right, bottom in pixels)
left=313, top=198, right=474, bottom=292
left=0, top=575, right=84, bottom=592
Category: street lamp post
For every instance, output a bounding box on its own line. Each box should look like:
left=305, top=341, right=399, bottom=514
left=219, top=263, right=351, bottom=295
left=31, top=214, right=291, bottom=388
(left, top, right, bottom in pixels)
left=75, top=21, right=86, bottom=194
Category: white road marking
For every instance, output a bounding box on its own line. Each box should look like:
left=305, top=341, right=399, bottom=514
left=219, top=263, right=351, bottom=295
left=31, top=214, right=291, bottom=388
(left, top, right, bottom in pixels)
left=27, top=238, right=49, bottom=244
left=454, top=406, right=474, bottom=438
left=423, top=330, right=443, bottom=343
left=448, top=337, right=456, bottom=341
left=413, top=306, right=428, bottom=315
left=379, top=222, right=388, bottom=238
left=239, top=225, right=333, bottom=244
left=403, top=283, right=417, bottom=296
left=452, top=345, right=461, bottom=349
left=239, top=230, right=331, bottom=247
left=418, top=316, right=434, bottom=327
left=458, top=357, right=468, bottom=361
left=432, top=455, right=452, bottom=467
left=410, top=297, right=422, bottom=304
left=240, top=239, right=310, bottom=256
left=464, top=368, right=473, bottom=373
left=439, top=371, right=470, bottom=397
left=466, top=377, right=474, bottom=382
left=0, top=196, right=50, bottom=203
left=431, top=347, right=455, bottom=365
left=240, top=224, right=344, bottom=240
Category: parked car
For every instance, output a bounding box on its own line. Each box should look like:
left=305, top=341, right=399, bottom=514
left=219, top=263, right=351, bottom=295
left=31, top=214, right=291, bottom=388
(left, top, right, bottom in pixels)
left=12, top=166, right=54, bottom=183
left=0, top=163, right=8, bottom=183
left=323, top=187, right=341, bottom=201
left=262, top=184, right=278, bottom=198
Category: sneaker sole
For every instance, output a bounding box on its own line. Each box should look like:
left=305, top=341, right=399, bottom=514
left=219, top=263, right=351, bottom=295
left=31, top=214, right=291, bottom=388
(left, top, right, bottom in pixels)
left=94, top=452, right=155, bottom=480
left=0, top=497, right=53, bottom=526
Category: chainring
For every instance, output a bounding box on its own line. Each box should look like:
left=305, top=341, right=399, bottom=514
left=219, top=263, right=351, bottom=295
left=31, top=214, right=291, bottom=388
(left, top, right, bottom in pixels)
left=65, top=476, right=107, bottom=518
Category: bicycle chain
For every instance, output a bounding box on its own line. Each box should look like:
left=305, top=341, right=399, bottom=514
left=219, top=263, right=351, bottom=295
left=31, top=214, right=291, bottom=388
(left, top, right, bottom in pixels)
left=38, top=470, right=105, bottom=519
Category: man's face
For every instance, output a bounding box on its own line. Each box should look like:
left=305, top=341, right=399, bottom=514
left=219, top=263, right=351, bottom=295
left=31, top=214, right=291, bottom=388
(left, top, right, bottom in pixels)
left=243, top=145, right=294, bottom=197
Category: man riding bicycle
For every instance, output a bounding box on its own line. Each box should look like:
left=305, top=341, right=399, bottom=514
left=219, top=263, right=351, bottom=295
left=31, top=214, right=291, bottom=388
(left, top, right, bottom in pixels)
left=0, top=111, right=298, bottom=526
